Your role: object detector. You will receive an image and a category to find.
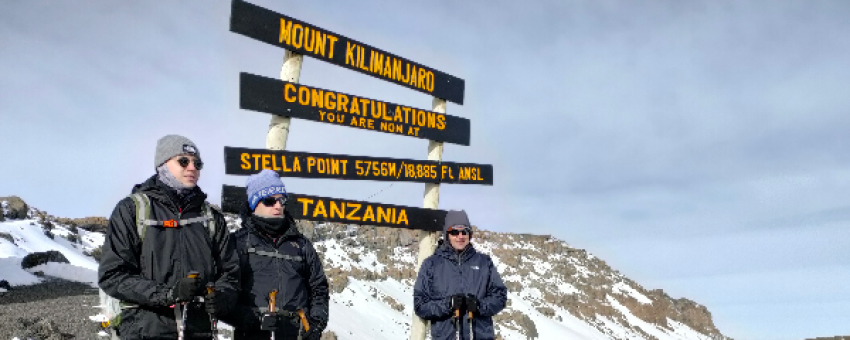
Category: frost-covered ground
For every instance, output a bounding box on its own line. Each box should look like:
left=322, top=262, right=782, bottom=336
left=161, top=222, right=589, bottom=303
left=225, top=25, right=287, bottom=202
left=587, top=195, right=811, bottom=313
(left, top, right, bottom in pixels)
left=1, top=211, right=725, bottom=340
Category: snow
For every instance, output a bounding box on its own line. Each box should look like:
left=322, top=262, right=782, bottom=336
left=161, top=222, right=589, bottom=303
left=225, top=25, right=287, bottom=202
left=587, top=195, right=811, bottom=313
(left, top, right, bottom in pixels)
left=0, top=219, right=100, bottom=287
left=606, top=295, right=715, bottom=340
left=505, top=291, right=610, bottom=340
left=613, top=281, right=653, bottom=304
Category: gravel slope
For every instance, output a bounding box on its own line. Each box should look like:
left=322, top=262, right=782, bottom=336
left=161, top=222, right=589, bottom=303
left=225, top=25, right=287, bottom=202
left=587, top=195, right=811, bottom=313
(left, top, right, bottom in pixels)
left=0, top=278, right=101, bottom=340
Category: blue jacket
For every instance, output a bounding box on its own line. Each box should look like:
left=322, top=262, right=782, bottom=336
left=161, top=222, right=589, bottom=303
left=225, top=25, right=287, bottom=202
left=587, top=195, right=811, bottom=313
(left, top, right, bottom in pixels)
left=414, top=241, right=507, bottom=340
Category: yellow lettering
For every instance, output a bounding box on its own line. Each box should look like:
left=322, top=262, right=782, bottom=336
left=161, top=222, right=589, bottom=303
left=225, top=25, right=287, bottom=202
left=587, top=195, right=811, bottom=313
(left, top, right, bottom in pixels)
left=377, top=207, right=392, bottom=223
left=370, top=50, right=384, bottom=74
left=298, top=87, right=309, bottom=106
left=407, top=64, right=417, bottom=86
left=349, top=97, right=361, bottom=115
left=426, top=72, right=434, bottom=92
left=284, top=83, right=297, bottom=102
left=340, top=159, right=348, bottom=175
left=325, top=92, right=336, bottom=110
left=317, top=158, right=326, bottom=173
left=402, top=107, right=411, bottom=124
left=437, top=114, right=446, bottom=130
left=292, top=24, right=303, bottom=49
left=382, top=56, right=393, bottom=77
left=346, top=203, right=361, bottom=220
left=393, top=106, right=403, bottom=122
left=337, top=93, right=349, bottom=113
left=282, top=156, right=292, bottom=172
left=401, top=62, right=410, bottom=83
left=313, top=30, right=326, bottom=56
left=359, top=98, right=370, bottom=117
left=418, top=68, right=426, bottom=89
left=392, top=58, right=402, bottom=81
left=313, top=200, right=327, bottom=218
left=363, top=205, right=375, bottom=222
left=397, top=209, right=409, bottom=225
left=303, top=27, right=314, bottom=52
left=252, top=154, right=261, bottom=170
left=293, top=157, right=301, bottom=172
left=307, top=157, right=316, bottom=173
left=262, top=154, right=271, bottom=170
left=271, top=154, right=281, bottom=171
left=346, top=42, right=356, bottom=66
left=241, top=154, right=250, bottom=170
left=427, top=111, right=436, bottom=128
left=297, top=198, right=313, bottom=216
left=349, top=116, right=358, bottom=126
left=279, top=19, right=292, bottom=44
left=327, top=35, right=338, bottom=58
left=330, top=201, right=345, bottom=218
left=367, top=118, right=374, bottom=129
left=330, top=159, right=340, bottom=174
left=311, top=89, right=324, bottom=108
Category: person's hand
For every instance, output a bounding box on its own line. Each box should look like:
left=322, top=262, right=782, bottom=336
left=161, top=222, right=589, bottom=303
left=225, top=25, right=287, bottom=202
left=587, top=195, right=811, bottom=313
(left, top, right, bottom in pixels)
left=302, top=318, right=326, bottom=340
left=465, top=294, right=480, bottom=315
left=449, top=294, right=466, bottom=311
left=259, top=312, right=279, bottom=331
left=169, top=276, right=201, bottom=303
left=204, top=287, right=219, bottom=315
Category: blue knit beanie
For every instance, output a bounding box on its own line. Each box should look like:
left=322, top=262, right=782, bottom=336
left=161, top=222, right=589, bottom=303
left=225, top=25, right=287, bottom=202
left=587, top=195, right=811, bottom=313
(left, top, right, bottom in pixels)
left=246, top=169, right=288, bottom=210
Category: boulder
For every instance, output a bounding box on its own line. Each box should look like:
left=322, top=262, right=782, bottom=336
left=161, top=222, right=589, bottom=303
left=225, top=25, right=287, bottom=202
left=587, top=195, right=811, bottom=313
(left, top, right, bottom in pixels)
left=21, top=250, right=70, bottom=269
left=1, top=196, right=29, bottom=219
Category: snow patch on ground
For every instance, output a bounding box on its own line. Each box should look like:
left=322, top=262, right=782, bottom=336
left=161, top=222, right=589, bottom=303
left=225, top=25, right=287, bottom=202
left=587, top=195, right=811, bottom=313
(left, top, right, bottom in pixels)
left=613, top=281, right=653, bottom=304
left=28, top=262, right=98, bottom=286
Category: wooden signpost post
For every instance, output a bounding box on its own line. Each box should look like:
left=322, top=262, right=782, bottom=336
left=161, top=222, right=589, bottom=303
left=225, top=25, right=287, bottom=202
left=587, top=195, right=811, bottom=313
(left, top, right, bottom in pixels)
left=226, top=1, right=485, bottom=339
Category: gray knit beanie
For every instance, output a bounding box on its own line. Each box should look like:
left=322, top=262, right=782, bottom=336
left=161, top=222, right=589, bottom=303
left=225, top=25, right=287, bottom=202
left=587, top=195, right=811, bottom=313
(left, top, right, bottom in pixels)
left=444, top=210, right=472, bottom=239
left=154, top=135, right=201, bottom=168
left=246, top=169, right=288, bottom=210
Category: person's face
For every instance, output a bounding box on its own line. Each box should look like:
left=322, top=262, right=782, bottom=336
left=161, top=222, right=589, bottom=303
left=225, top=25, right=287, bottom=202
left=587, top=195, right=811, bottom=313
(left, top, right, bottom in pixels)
left=447, top=225, right=471, bottom=251
left=165, top=154, right=202, bottom=187
left=254, top=194, right=286, bottom=217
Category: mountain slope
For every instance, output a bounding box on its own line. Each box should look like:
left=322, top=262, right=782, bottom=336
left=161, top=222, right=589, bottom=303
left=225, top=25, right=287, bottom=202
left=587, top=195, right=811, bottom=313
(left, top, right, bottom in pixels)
left=1, top=197, right=732, bottom=340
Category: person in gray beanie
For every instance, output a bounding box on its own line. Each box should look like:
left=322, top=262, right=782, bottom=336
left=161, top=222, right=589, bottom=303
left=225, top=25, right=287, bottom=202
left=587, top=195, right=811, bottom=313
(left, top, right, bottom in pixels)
left=221, top=170, right=329, bottom=340
left=413, top=210, right=507, bottom=340
left=98, top=134, right=240, bottom=340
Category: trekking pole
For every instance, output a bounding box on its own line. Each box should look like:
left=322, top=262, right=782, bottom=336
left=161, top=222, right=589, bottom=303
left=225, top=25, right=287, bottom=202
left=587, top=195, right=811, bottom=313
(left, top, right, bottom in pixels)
left=297, top=309, right=310, bottom=338
left=468, top=311, right=474, bottom=340
left=206, top=283, right=218, bottom=340
left=178, top=271, right=200, bottom=340
left=453, top=308, right=460, bottom=340
left=268, top=289, right=279, bottom=340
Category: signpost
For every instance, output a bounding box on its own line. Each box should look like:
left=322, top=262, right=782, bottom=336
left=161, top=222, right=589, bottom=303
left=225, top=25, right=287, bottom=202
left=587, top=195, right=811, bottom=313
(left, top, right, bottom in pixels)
left=226, top=2, right=486, bottom=339
left=221, top=185, right=446, bottom=231
left=224, top=147, right=493, bottom=185
left=230, top=0, right=465, bottom=105
left=240, top=73, right=471, bottom=145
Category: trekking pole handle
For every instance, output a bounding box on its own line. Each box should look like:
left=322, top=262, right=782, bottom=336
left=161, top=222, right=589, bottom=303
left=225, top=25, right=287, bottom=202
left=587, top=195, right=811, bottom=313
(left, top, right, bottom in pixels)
left=297, top=310, right=310, bottom=332
left=268, top=290, right=279, bottom=312
left=187, top=271, right=200, bottom=279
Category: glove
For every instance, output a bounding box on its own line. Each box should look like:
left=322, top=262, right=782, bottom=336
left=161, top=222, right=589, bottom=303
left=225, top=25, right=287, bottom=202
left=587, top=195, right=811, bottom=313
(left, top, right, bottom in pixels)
left=204, top=288, right=218, bottom=315
left=302, top=318, right=325, bottom=340
left=449, top=294, right=466, bottom=312
left=260, top=312, right=280, bottom=331
left=169, top=276, right=202, bottom=303
left=465, top=294, right=480, bottom=315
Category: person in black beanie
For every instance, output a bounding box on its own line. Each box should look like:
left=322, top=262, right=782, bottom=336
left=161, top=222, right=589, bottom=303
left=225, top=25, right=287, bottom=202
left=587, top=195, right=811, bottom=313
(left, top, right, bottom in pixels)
left=98, top=134, right=240, bottom=339
left=221, top=170, right=329, bottom=340
left=413, top=210, right=507, bottom=340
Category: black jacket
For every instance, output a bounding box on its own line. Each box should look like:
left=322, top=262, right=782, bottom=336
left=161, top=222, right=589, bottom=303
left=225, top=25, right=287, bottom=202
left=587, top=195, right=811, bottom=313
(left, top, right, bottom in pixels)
left=222, top=213, right=329, bottom=340
left=98, top=176, right=240, bottom=340
left=414, top=241, right=507, bottom=340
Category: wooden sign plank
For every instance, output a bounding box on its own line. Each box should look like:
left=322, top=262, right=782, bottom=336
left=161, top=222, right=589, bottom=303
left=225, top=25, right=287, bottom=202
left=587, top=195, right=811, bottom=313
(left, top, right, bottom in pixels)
left=240, top=73, right=471, bottom=145
left=230, top=0, right=465, bottom=105
left=221, top=185, right=446, bottom=231
left=224, top=147, right=493, bottom=185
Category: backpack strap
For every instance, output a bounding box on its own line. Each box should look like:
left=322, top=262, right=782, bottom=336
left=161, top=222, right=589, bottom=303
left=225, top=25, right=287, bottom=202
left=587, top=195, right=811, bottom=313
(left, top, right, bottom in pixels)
left=129, top=193, right=151, bottom=241
left=202, top=202, right=217, bottom=241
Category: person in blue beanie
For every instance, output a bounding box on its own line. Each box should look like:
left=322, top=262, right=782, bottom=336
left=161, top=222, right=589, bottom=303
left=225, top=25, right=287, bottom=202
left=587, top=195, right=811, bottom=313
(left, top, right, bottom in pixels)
left=414, top=210, right=507, bottom=340
left=221, top=170, right=329, bottom=340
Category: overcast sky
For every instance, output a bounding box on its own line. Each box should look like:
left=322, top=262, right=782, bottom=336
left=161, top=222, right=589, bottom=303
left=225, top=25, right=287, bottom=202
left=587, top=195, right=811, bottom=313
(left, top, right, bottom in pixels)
left=2, top=1, right=849, bottom=339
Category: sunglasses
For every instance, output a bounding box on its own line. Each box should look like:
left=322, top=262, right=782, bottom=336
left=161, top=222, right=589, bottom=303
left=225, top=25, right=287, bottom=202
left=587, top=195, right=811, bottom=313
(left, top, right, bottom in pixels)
left=176, top=157, right=204, bottom=170
left=260, top=196, right=287, bottom=207
left=448, top=230, right=469, bottom=236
